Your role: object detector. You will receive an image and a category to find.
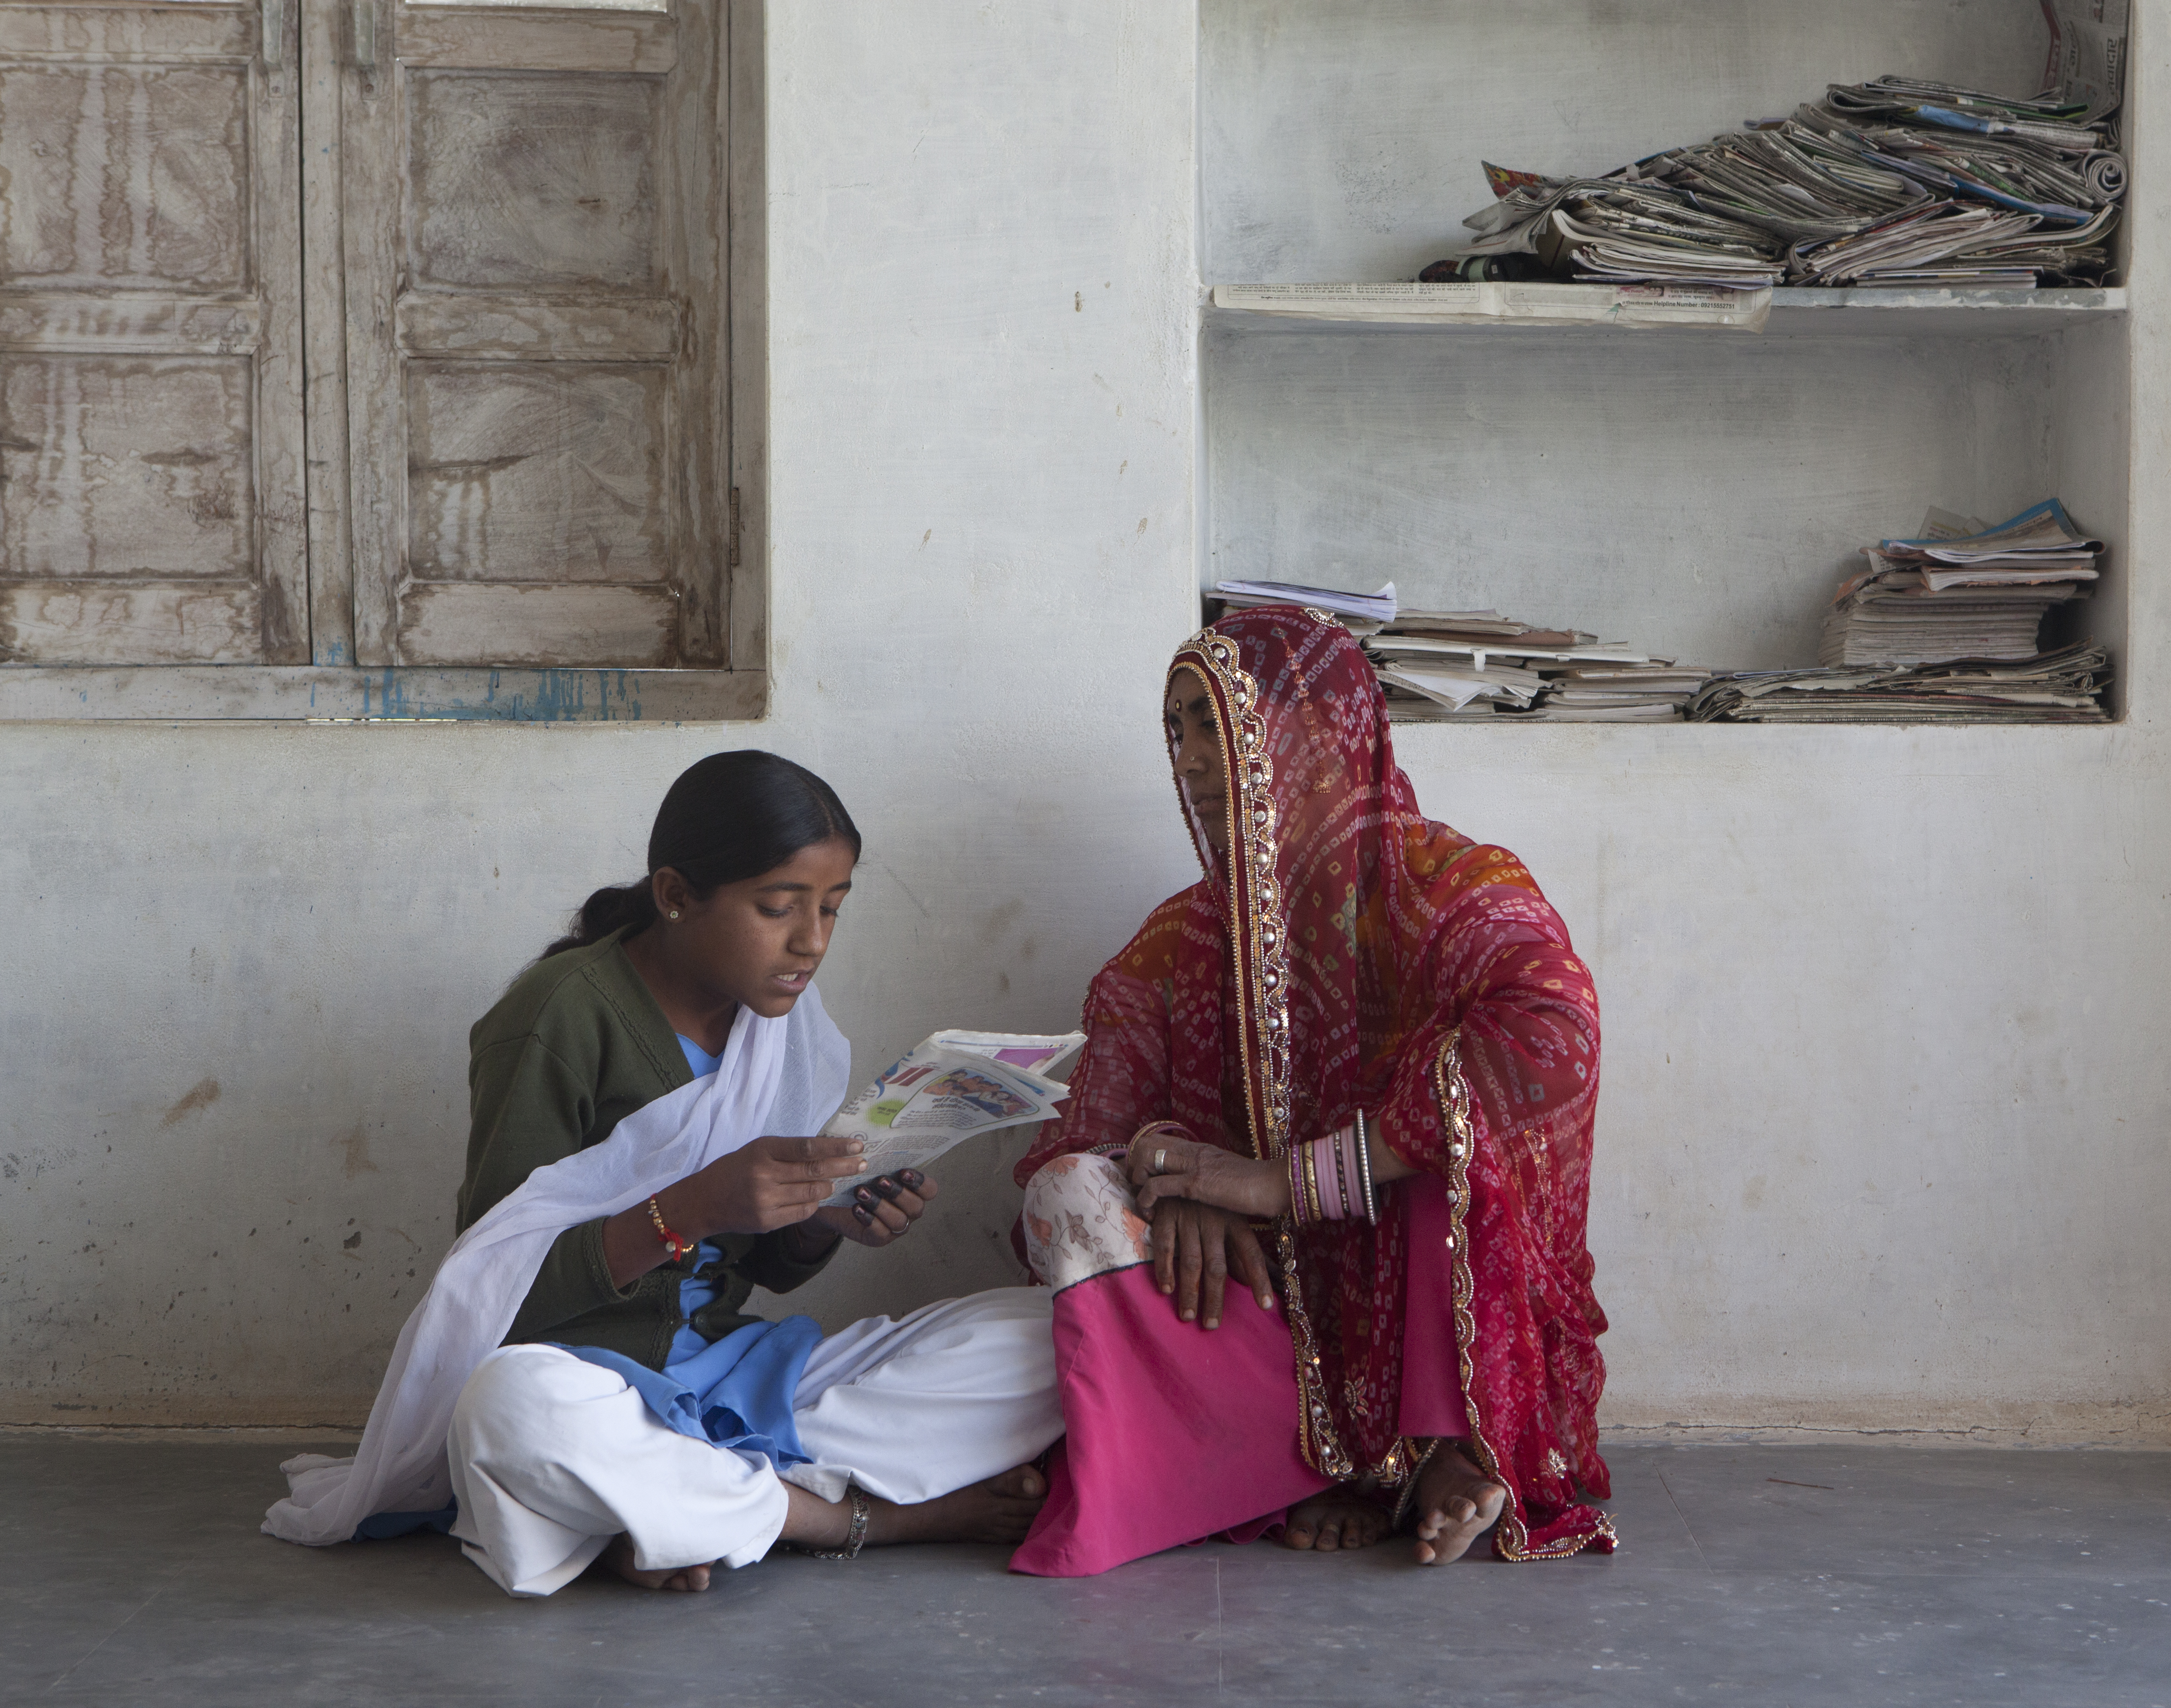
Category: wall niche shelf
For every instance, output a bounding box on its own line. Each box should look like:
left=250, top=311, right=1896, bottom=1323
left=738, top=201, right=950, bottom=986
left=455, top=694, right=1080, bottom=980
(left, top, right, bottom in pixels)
left=1199, top=0, right=2133, bottom=726
left=1206, top=286, right=2128, bottom=340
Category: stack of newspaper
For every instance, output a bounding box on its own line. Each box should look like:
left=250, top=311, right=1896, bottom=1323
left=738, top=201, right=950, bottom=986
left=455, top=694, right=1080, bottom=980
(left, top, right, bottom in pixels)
left=1687, top=644, right=2111, bottom=723
left=1199, top=589, right=1712, bottom=721
left=1820, top=501, right=2101, bottom=667
left=1367, top=612, right=1712, bottom=723
left=1441, top=62, right=2125, bottom=291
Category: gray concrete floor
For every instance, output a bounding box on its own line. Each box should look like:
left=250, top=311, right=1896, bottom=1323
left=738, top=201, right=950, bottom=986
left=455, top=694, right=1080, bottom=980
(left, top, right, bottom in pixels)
left=1, top=1436, right=2166, bottom=1706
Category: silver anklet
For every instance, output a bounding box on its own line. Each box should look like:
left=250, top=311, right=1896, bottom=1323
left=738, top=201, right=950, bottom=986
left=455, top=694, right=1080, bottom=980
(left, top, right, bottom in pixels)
left=804, top=1486, right=871, bottom=1559
left=1391, top=1438, right=1444, bottom=1531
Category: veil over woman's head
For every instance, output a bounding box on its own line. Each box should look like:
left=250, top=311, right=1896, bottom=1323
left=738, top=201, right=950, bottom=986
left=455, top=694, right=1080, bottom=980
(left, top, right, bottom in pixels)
left=1166, top=607, right=1475, bottom=1161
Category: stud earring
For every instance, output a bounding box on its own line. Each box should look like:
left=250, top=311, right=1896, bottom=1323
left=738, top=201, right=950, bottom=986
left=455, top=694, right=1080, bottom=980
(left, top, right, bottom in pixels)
left=668, top=910, right=680, bottom=920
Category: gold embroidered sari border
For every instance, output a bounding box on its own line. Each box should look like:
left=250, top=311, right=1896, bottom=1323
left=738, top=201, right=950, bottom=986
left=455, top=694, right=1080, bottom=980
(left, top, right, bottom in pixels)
left=1169, top=625, right=1352, bottom=1479
left=1432, top=1026, right=1614, bottom=1561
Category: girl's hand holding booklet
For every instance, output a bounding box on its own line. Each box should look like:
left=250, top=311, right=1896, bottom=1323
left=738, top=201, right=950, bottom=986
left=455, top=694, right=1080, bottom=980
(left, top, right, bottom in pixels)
left=818, top=1031, right=1085, bottom=1207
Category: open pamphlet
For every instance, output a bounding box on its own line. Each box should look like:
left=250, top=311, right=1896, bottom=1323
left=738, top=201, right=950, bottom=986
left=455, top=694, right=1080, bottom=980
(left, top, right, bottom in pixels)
left=819, top=1030, right=1085, bottom=1208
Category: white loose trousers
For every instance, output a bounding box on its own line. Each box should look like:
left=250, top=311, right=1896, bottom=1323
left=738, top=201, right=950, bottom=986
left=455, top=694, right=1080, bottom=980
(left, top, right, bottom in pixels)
left=446, top=1286, right=1060, bottom=1597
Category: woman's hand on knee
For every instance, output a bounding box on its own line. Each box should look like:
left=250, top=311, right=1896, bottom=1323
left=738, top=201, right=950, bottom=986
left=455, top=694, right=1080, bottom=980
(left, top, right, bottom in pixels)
left=667, top=1135, right=867, bottom=1238
left=1149, top=1199, right=1275, bottom=1329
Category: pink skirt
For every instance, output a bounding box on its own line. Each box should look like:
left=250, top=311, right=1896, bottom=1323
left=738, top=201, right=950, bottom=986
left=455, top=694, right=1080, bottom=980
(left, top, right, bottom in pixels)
left=1010, top=1159, right=1466, bottom=1578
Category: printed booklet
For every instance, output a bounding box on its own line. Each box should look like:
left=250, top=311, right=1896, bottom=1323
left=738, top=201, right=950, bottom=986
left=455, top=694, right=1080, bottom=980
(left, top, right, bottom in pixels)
left=819, top=1031, right=1085, bottom=1207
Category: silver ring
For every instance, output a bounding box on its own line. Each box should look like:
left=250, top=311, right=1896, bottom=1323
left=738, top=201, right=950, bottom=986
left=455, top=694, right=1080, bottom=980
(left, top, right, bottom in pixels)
left=1153, top=1147, right=1168, bottom=1173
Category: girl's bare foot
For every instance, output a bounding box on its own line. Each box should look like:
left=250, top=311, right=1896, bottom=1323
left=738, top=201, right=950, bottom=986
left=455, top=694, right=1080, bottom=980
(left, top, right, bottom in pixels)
left=597, top=1532, right=717, bottom=1592
left=861, top=1463, right=1049, bottom=1547
left=595, top=1463, right=1051, bottom=1589
left=1281, top=1490, right=1388, bottom=1552
left=1410, top=1442, right=1508, bottom=1565
left=785, top=1463, right=1050, bottom=1552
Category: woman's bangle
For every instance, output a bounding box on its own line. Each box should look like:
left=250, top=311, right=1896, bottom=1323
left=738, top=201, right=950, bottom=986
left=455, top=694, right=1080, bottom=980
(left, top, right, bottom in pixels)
left=1287, top=1142, right=1320, bottom=1225
left=1291, top=1128, right=1370, bottom=1225
left=645, top=1194, right=690, bottom=1265
left=1353, top=1110, right=1378, bottom=1225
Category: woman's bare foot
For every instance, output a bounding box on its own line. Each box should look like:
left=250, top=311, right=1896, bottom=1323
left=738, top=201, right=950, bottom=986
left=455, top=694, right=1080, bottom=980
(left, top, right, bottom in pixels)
left=597, top=1532, right=717, bottom=1593
left=784, top=1463, right=1050, bottom=1552
left=1281, top=1490, right=1389, bottom=1552
left=1409, top=1442, right=1508, bottom=1565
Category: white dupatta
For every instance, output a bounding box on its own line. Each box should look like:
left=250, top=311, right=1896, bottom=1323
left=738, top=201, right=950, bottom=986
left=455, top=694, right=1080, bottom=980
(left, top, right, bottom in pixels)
left=264, top=986, right=851, bottom=1547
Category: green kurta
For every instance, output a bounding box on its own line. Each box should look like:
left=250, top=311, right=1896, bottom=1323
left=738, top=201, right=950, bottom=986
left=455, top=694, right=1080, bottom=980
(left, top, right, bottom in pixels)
left=457, top=929, right=836, bottom=1370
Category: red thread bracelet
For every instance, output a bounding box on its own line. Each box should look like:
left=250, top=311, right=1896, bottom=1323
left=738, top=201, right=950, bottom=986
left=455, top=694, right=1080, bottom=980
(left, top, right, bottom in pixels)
left=645, top=1195, right=689, bottom=1264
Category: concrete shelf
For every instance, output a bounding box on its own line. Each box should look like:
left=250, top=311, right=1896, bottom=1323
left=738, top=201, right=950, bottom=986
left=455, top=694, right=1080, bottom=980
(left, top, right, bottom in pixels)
left=1765, top=285, right=2125, bottom=333
left=1205, top=286, right=2126, bottom=339
left=1200, top=3, right=2130, bottom=724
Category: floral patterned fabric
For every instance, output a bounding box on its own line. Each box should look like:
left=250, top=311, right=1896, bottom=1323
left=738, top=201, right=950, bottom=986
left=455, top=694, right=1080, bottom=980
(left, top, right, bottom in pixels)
left=1019, top=1155, right=1154, bottom=1293
left=1016, top=607, right=1614, bottom=1559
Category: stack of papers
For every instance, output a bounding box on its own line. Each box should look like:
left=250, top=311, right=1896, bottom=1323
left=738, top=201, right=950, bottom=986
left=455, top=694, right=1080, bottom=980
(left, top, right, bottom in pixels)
left=1821, top=501, right=2101, bottom=667
left=1441, top=71, right=2125, bottom=291
left=1687, top=643, right=2111, bottom=723
left=1365, top=611, right=1712, bottom=723
left=1212, top=579, right=1397, bottom=628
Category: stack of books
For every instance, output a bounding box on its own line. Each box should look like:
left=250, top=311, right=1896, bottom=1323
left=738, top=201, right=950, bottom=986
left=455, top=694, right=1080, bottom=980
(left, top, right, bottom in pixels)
left=1820, top=501, right=2101, bottom=667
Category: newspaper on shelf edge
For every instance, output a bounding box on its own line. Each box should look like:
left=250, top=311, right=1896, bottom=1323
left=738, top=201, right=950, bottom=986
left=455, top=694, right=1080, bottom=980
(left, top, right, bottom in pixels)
left=817, top=1030, right=1084, bottom=1208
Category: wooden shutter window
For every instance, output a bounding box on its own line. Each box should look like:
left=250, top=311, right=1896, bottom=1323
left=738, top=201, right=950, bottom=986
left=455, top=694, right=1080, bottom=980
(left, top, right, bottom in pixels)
left=342, top=0, right=727, bottom=669
left=0, top=0, right=307, bottom=665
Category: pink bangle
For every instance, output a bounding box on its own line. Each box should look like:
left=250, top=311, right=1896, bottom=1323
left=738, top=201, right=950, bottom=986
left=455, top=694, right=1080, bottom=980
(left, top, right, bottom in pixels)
left=1289, top=1125, right=1373, bottom=1225
left=1315, top=1131, right=1353, bottom=1221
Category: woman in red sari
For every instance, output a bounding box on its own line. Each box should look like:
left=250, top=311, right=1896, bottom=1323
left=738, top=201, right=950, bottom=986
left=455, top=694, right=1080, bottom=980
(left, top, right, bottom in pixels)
left=1009, top=607, right=1614, bottom=1574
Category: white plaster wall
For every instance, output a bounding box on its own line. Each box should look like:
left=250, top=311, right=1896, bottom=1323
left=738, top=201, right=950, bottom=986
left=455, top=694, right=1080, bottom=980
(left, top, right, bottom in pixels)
left=0, top=0, right=1201, bottom=1425
left=2, top=0, right=2165, bottom=1445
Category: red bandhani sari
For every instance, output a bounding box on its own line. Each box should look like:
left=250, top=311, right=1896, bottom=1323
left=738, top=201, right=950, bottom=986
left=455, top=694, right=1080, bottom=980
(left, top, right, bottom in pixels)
left=1015, top=608, right=1614, bottom=1562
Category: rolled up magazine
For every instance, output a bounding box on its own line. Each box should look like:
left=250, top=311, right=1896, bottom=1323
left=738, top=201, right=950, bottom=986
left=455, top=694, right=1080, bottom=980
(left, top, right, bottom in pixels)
left=819, top=1030, right=1084, bottom=1207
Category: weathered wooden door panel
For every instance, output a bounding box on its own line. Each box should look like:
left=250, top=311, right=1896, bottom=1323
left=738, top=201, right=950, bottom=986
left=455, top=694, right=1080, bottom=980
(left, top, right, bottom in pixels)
left=0, top=581, right=261, bottom=663
left=0, top=1, right=305, bottom=666
left=397, top=581, right=675, bottom=666
left=407, top=361, right=669, bottom=585
left=344, top=0, right=724, bottom=668
left=408, top=71, right=660, bottom=290
left=0, top=354, right=256, bottom=578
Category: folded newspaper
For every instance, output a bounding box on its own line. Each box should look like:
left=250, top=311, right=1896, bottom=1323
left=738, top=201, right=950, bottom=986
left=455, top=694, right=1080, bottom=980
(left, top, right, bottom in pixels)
left=819, top=1031, right=1085, bottom=1208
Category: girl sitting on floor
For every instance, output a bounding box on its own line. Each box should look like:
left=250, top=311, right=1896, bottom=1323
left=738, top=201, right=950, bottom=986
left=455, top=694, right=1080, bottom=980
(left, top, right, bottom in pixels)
left=266, top=751, right=1061, bottom=1595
